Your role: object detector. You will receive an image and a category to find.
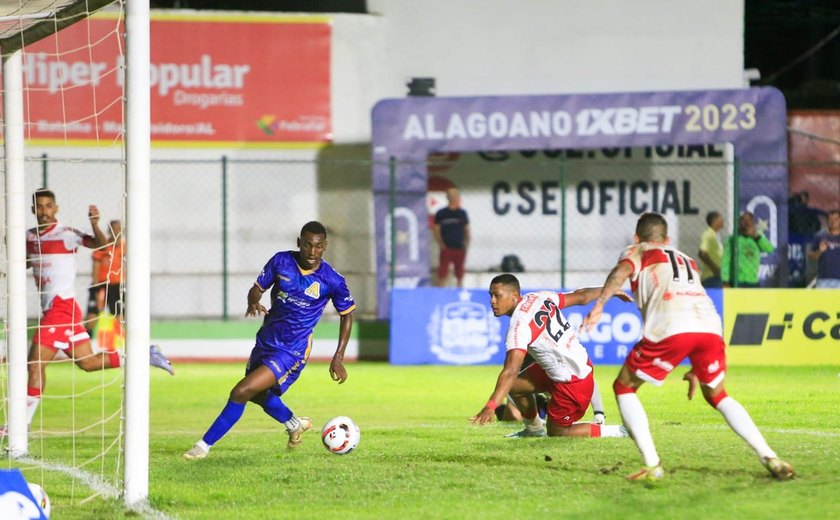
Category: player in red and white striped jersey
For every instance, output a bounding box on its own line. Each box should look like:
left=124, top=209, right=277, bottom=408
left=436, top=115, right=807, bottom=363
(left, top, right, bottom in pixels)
left=581, top=212, right=794, bottom=481
left=18, top=189, right=173, bottom=432
left=471, top=274, right=630, bottom=439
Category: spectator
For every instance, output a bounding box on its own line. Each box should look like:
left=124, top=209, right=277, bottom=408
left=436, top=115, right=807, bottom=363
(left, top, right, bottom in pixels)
left=788, top=191, right=824, bottom=236
left=721, top=212, right=775, bottom=288
left=698, top=211, right=724, bottom=288
left=85, top=220, right=123, bottom=338
left=807, top=209, right=840, bottom=288
left=433, top=187, right=470, bottom=287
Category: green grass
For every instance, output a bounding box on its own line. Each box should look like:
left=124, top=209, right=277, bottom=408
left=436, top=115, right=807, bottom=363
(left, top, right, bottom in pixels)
left=6, top=363, right=840, bottom=519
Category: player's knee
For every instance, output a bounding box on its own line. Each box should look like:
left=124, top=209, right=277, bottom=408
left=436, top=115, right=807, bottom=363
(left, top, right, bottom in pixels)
left=229, top=385, right=256, bottom=403
left=76, top=358, right=98, bottom=372
left=613, top=379, right=636, bottom=395
left=703, top=388, right=728, bottom=407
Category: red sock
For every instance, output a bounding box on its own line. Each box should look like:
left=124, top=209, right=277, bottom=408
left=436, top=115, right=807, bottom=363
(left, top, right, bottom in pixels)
left=590, top=423, right=602, bottom=437
left=108, top=351, right=121, bottom=368
left=27, top=386, right=41, bottom=398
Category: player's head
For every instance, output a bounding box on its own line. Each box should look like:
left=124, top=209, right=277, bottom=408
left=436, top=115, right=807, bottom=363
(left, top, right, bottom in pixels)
left=738, top=211, right=755, bottom=235
left=488, top=273, right=521, bottom=317
left=109, top=220, right=122, bottom=239
left=825, top=208, right=839, bottom=229
left=634, top=212, right=668, bottom=243
left=706, top=210, right=723, bottom=230
left=297, top=221, right=328, bottom=271
left=32, top=188, right=58, bottom=227
left=446, top=187, right=460, bottom=206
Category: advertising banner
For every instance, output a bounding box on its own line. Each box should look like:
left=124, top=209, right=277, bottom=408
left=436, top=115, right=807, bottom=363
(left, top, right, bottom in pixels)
left=3, top=13, right=331, bottom=146
left=372, top=88, right=789, bottom=318
left=390, top=287, right=725, bottom=366
left=725, top=289, right=840, bottom=365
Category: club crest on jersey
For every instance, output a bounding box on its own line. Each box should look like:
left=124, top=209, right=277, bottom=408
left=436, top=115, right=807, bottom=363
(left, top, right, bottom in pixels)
left=304, top=282, right=321, bottom=299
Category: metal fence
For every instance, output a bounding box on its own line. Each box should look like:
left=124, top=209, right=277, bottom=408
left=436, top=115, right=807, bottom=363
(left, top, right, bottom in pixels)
left=4, top=151, right=839, bottom=320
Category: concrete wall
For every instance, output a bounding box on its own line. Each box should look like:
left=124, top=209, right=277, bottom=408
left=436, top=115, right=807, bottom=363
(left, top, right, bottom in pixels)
left=6, top=1, right=747, bottom=319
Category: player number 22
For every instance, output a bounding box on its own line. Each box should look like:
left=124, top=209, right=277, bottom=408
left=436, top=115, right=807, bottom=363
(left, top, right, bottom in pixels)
left=534, top=299, right=570, bottom=341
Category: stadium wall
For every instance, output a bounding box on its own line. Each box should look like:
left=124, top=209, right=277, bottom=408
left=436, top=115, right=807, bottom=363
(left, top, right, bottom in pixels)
left=13, top=1, right=747, bottom=320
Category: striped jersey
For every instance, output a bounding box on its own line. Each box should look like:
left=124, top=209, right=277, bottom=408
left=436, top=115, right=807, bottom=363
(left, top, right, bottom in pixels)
left=26, top=222, right=88, bottom=311
left=618, top=242, right=722, bottom=342
left=506, top=290, right=592, bottom=383
left=255, top=251, right=356, bottom=355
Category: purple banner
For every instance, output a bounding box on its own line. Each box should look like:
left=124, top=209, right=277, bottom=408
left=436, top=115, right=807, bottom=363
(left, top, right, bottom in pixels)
left=372, top=88, right=788, bottom=318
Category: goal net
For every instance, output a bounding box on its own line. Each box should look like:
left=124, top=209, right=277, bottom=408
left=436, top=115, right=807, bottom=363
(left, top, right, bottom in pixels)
left=1, top=0, right=133, bottom=512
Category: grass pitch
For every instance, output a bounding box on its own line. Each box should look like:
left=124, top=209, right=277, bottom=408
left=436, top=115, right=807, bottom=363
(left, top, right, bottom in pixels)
left=10, top=362, right=840, bottom=519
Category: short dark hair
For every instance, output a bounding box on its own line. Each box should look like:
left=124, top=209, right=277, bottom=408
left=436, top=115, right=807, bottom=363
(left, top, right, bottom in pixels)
left=706, top=211, right=721, bottom=226
left=828, top=209, right=840, bottom=218
left=32, top=188, right=55, bottom=205
left=490, top=273, right=520, bottom=291
left=635, top=212, right=668, bottom=242
left=300, top=221, right=327, bottom=237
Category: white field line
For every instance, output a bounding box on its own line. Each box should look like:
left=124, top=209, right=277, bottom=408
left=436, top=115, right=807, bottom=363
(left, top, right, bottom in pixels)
left=14, top=456, right=172, bottom=520
left=162, top=423, right=840, bottom=437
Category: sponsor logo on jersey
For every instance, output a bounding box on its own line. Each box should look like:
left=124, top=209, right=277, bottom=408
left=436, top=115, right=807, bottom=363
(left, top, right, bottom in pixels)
left=304, top=282, right=321, bottom=299
left=652, top=357, right=674, bottom=372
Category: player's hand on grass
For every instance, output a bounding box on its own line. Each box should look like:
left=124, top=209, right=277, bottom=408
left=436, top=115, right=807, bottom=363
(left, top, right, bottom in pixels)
left=330, top=356, right=347, bottom=384
left=470, top=407, right=495, bottom=426
left=683, top=371, right=699, bottom=400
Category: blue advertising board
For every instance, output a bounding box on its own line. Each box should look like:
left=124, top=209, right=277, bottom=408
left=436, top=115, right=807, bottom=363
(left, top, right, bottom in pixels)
left=390, top=287, right=723, bottom=366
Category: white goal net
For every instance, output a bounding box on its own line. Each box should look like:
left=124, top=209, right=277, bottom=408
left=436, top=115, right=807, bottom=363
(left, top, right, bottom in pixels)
left=0, top=0, right=153, bottom=513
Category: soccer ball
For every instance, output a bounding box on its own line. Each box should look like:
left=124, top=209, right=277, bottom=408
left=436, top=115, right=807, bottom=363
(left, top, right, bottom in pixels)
left=321, top=416, right=360, bottom=455
left=28, top=482, right=51, bottom=518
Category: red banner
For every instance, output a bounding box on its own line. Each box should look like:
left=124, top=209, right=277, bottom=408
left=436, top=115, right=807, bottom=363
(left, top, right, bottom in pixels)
left=4, top=13, right=331, bottom=146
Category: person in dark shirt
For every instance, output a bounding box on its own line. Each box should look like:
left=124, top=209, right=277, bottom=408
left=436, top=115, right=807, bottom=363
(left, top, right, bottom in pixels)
left=433, top=188, right=470, bottom=287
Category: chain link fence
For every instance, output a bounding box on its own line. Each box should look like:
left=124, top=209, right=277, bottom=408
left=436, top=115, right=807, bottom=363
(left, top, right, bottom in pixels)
left=3, top=147, right=838, bottom=320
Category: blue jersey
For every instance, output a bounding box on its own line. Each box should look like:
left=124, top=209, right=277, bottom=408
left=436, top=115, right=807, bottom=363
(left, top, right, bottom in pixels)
left=254, top=251, right=355, bottom=357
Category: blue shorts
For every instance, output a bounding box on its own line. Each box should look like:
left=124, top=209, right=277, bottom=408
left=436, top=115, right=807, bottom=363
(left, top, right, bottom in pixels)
left=246, top=346, right=306, bottom=396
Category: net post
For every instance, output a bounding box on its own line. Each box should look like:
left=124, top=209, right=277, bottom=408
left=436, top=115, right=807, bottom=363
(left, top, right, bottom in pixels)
left=123, top=0, right=152, bottom=507
left=2, top=48, right=29, bottom=457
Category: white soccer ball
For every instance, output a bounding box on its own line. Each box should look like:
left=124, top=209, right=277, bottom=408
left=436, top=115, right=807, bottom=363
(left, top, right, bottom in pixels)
left=27, top=482, right=51, bottom=518
left=321, top=416, right=360, bottom=455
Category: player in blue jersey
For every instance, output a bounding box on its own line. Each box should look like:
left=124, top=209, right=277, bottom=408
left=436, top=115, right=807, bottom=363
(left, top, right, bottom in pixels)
left=184, top=221, right=356, bottom=459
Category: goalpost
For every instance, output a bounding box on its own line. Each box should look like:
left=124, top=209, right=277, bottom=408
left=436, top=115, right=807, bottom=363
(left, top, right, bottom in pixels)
left=1, top=0, right=151, bottom=509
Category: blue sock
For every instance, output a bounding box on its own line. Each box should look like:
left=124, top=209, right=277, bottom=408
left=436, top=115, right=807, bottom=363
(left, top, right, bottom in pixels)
left=262, top=392, right=293, bottom=424
left=202, top=400, right=246, bottom=446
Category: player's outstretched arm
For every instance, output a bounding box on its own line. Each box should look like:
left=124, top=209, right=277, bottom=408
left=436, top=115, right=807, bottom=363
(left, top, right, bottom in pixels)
left=245, top=283, right=267, bottom=317
left=86, top=205, right=109, bottom=249
left=329, top=311, right=354, bottom=384
left=563, top=286, right=634, bottom=307
left=471, top=349, right=525, bottom=426
left=580, top=261, right=633, bottom=333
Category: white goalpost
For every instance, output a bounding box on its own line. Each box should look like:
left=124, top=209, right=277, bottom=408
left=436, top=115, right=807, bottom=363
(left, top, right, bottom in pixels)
left=1, top=0, right=151, bottom=510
